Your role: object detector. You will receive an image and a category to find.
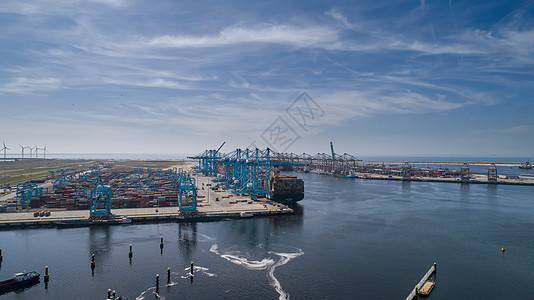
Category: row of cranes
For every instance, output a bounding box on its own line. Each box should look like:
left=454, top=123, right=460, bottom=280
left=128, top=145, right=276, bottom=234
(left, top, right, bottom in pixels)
left=272, top=143, right=501, bottom=182
left=188, top=143, right=274, bottom=200
left=188, top=142, right=356, bottom=200
left=215, top=142, right=501, bottom=182
left=270, top=142, right=361, bottom=174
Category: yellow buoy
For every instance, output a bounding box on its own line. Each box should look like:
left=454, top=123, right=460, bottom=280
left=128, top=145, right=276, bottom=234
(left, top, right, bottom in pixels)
left=501, top=246, right=505, bottom=252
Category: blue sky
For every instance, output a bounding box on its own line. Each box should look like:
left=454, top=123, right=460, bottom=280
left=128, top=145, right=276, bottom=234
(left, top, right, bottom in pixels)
left=1, top=0, right=533, bottom=156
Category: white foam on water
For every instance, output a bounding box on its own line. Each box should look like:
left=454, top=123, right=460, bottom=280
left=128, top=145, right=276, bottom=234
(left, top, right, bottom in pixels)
left=267, top=251, right=304, bottom=300
left=210, top=243, right=274, bottom=270
left=198, top=232, right=217, bottom=242
left=180, top=265, right=217, bottom=278
left=136, top=286, right=163, bottom=300
left=210, top=243, right=304, bottom=300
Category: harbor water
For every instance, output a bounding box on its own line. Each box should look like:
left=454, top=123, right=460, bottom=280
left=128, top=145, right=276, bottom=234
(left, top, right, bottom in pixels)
left=1, top=171, right=534, bottom=299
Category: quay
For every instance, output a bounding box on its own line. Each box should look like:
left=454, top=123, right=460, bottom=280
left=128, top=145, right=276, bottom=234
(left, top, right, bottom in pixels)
left=0, top=172, right=293, bottom=229
left=320, top=171, right=534, bottom=186
left=272, top=142, right=534, bottom=186
left=406, top=262, right=436, bottom=300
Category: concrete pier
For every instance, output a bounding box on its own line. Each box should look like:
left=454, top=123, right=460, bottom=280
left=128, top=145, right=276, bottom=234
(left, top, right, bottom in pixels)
left=406, top=263, right=436, bottom=300
left=312, top=170, right=534, bottom=186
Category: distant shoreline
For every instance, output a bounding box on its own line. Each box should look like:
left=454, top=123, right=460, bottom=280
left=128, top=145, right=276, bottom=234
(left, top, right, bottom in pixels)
left=358, top=161, right=522, bottom=167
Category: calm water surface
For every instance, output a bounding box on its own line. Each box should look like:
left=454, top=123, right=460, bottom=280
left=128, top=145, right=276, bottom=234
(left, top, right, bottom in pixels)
left=1, top=172, right=533, bottom=299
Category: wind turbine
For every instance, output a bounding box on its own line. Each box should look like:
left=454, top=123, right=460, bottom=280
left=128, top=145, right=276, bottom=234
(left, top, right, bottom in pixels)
left=19, top=144, right=25, bottom=159
left=43, top=144, right=47, bottom=159
left=28, top=146, right=33, bottom=159
left=34, top=144, right=39, bottom=158
left=1, top=141, right=9, bottom=187
left=1, top=141, right=9, bottom=161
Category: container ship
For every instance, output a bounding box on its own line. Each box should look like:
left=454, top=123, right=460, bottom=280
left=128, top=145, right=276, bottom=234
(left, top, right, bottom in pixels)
left=0, top=271, right=40, bottom=294
left=269, top=172, right=304, bottom=204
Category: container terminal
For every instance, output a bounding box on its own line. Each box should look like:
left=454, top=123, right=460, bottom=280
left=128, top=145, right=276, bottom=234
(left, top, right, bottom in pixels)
left=271, top=142, right=534, bottom=186
left=0, top=146, right=299, bottom=229
left=1, top=143, right=533, bottom=228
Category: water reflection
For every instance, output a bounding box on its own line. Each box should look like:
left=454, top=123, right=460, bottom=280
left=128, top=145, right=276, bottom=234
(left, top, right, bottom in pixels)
left=88, top=226, right=113, bottom=268
left=269, top=203, right=304, bottom=230
left=402, top=180, right=411, bottom=191
left=460, top=183, right=470, bottom=201
left=487, top=184, right=498, bottom=204
left=178, top=223, right=197, bottom=263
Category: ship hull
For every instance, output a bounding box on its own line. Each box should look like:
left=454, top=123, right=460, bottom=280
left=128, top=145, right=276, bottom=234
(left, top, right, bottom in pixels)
left=271, top=193, right=304, bottom=204
left=0, top=273, right=40, bottom=294
left=57, top=218, right=131, bottom=228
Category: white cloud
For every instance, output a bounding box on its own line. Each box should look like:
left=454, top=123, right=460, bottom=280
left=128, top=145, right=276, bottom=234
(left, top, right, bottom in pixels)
left=0, top=77, right=62, bottom=94
left=317, top=90, right=470, bottom=126
left=471, top=125, right=533, bottom=137
left=146, top=24, right=339, bottom=48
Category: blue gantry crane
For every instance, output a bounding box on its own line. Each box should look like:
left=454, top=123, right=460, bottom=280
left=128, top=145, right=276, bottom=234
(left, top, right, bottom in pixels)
left=191, top=146, right=273, bottom=200
left=89, top=181, right=112, bottom=218
left=178, top=169, right=197, bottom=213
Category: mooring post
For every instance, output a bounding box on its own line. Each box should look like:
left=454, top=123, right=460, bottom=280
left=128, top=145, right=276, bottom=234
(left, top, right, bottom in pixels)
left=129, top=244, right=133, bottom=259
left=167, top=267, right=171, bottom=284
left=107, top=289, right=111, bottom=298
left=91, top=254, right=95, bottom=269
left=160, top=237, right=164, bottom=249
left=156, top=274, right=160, bottom=294
left=190, top=261, right=194, bottom=277
left=0, top=248, right=3, bottom=262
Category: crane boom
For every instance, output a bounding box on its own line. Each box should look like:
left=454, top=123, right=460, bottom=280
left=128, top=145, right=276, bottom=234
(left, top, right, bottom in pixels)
left=215, top=142, right=226, bottom=154
left=330, top=142, right=335, bottom=160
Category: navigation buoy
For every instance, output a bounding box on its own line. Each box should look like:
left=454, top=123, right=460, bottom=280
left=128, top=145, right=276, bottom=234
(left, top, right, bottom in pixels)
left=44, top=266, right=49, bottom=283
left=167, top=267, right=171, bottom=284
left=91, top=254, right=95, bottom=269
left=502, top=246, right=505, bottom=252
left=108, top=289, right=111, bottom=298
left=156, top=274, right=160, bottom=294
left=190, top=261, right=194, bottom=277
left=160, top=237, right=164, bottom=249
left=129, top=244, right=133, bottom=259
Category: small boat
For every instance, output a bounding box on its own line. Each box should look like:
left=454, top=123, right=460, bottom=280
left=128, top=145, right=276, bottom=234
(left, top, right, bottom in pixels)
left=417, top=279, right=435, bottom=297
left=240, top=212, right=253, bottom=218
left=519, top=161, right=533, bottom=169
left=0, top=271, right=40, bottom=294
left=92, top=217, right=132, bottom=226
left=57, top=217, right=132, bottom=228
